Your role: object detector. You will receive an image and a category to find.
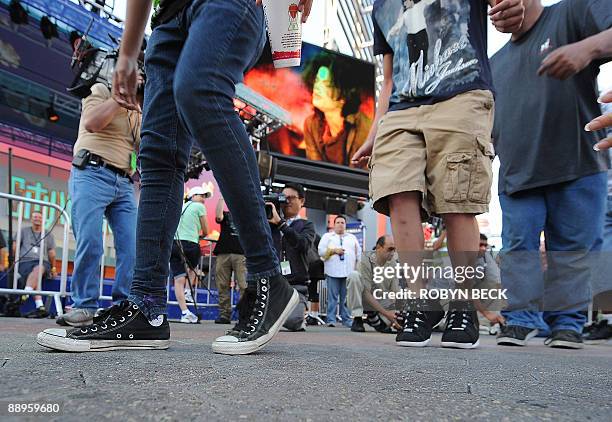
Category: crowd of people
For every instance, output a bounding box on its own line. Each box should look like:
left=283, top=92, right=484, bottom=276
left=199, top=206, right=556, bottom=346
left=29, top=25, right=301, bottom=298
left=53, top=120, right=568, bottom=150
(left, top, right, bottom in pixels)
left=0, top=0, right=606, bottom=355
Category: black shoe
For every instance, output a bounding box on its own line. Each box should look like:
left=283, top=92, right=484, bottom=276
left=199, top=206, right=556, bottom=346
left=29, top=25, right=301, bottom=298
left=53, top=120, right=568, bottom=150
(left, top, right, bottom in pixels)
left=366, top=312, right=392, bottom=333
left=37, top=300, right=170, bottom=352
left=351, top=316, right=365, bottom=333
left=305, top=315, right=321, bottom=326
left=496, top=325, right=539, bottom=346
left=25, top=306, right=49, bottom=319
left=396, top=301, right=445, bottom=347
left=212, top=274, right=298, bottom=355
left=544, top=330, right=584, bottom=349
left=583, top=320, right=612, bottom=344
left=441, top=308, right=480, bottom=349
left=215, top=317, right=231, bottom=325
left=227, top=286, right=258, bottom=335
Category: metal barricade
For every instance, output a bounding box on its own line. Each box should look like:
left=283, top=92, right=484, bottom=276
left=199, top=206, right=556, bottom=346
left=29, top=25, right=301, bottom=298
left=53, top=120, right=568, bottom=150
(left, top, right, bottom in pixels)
left=0, top=192, right=71, bottom=316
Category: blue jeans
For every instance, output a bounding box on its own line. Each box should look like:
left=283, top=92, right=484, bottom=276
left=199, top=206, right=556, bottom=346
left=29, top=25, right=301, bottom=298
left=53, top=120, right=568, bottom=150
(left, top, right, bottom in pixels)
left=69, top=166, right=137, bottom=309
left=128, top=0, right=279, bottom=319
left=326, top=276, right=351, bottom=326
left=499, top=172, right=607, bottom=334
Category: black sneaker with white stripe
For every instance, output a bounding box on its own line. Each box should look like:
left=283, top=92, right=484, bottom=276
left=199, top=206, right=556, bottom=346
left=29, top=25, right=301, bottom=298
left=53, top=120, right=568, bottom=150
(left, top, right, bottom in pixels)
left=37, top=300, right=170, bottom=352
left=496, top=324, right=539, bottom=346
left=544, top=330, right=584, bottom=349
left=441, top=307, right=480, bottom=349
left=212, top=274, right=298, bottom=355
left=396, top=300, right=445, bottom=347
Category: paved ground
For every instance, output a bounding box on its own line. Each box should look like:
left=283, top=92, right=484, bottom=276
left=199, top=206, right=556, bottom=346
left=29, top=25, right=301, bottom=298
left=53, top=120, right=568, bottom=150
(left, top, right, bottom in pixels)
left=0, top=318, right=610, bottom=421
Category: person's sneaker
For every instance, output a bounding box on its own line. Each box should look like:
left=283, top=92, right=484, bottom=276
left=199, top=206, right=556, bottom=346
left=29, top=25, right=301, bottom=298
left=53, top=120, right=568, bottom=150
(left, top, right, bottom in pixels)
left=441, top=309, right=480, bottom=349
left=351, top=316, right=365, bottom=333
left=184, top=289, right=194, bottom=303
left=305, top=315, right=322, bottom=326
left=366, top=312, right=392, bottom=333
left=496, top=325, right=539, bottom=346
left=25, top=306, right=49, bottom=319
left=212, top=274, right=298, bottom=355
left=37, top=301, right=170, bottom=352
left=584, top=320, right=612, bottom=344
left=181, top=311, right=199, bottom=324
left=544, top=330, right=584, bottom=349
left=396, top=300, right=445, bottom=347
left=215, top=317, right=231, bottom=324
left=226, top=286, right=257, bottom=335
left=60, top=308, right=96, bottom=327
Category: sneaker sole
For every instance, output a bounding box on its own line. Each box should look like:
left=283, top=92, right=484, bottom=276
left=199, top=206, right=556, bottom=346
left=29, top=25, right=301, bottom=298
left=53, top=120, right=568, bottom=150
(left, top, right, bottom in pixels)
left=440, top=339, right=480, bottom=349
left=396, top=337, right=432, bottom=348
left=211, top=290, right=299, bottom=355
left=497, top=329, right=538, bottom=347
left=37, top=332, right=169, bottom=352
left=546, top=339, right=584, bottom=349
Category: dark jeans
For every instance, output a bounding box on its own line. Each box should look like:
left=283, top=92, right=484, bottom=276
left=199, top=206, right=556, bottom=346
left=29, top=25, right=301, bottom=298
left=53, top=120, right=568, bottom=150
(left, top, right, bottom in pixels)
left=499, top=172, right=607, bottom=334
left=128, top=0, right=279, bottom=319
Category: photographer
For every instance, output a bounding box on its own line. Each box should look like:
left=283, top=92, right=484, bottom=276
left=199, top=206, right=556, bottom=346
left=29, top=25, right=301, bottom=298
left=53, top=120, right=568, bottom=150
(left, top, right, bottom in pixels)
left=58, top=80, right=142, bottom=327
left=267, top=183, right=315, bottom=331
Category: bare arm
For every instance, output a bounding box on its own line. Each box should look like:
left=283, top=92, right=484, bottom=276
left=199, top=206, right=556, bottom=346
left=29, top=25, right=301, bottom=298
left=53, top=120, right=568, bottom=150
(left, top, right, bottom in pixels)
left=199, top=216, right=209, bottom=238
left=82, top=98, right=123, bottom=133
left=351, top=53, right=394, bottom=167
left=215, top=199, right=224, bottom=223
left=112, top=0, right=152, bottom=110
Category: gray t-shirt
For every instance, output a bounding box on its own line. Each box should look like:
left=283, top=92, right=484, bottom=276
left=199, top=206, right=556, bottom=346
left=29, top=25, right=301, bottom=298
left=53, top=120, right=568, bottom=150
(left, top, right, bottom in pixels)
left=18, top=227, right=55, bottom=262
left=491, top=0, right=611, bottom=195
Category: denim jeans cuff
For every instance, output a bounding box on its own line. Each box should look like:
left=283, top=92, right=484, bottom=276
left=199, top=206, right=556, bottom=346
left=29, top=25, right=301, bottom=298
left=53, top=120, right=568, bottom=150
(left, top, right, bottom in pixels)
left=246, top=267, right=281, bottom=284
left=128, top=294, right=167, bottom=321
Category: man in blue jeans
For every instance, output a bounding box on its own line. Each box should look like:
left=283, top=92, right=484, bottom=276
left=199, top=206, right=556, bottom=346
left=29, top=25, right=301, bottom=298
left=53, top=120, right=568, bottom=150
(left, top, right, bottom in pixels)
left=58, top=81, right=140, bottom=327
left=491, top=0, right=611, bottom=348
left=37, top=0, right=313, bottom=355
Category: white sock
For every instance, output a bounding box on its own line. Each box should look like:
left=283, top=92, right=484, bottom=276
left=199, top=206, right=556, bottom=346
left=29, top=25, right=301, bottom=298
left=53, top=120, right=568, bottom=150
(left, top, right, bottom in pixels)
left=182, top=309, right=190, bottom=315
left=35, top=299, right=44, bottom=308
left=601, top=314, right=612, bottom=324
left=25, top=286, right=33, bottom=292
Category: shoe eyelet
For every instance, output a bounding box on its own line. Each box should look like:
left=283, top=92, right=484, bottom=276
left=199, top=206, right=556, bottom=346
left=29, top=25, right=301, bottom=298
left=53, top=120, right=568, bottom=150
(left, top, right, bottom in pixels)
left=81, top=329, right=87, bottom=333
left=117, top=334, right=122, bottom=339
left=262, top=286, right=268, bottom=292
left=260, top=278, right=267, bottom=283
left=101, top=324, right=107, bottom=329
left=91, top=327, right=98, bottom=332
left=127, top=311, right=132, bottom=317
left=254, top=319, right=259, bottom=324
left=111, top=321, right=117, bottom=327
left=119, top=317, right=126, bottom=322
left=133, top=304, right=138, bottom=309
left=260, top=303, right=265, bottom=308
left=258, top=311, right=263, bottom=317
left=129, top=334, right=134, bottom=339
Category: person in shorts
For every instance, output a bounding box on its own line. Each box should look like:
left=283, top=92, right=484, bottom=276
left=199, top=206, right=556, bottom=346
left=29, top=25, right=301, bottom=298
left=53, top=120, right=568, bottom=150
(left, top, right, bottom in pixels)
left=170, top=187, right=209, bottom=323
left=352, top=0, right=523, bottom=349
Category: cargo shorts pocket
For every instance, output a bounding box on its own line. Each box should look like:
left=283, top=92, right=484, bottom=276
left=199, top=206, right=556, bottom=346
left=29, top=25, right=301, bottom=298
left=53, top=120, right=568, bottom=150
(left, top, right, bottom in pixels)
left=443, top=152, right=473, bottom=203
left=469, top=137, right=494, bottom=203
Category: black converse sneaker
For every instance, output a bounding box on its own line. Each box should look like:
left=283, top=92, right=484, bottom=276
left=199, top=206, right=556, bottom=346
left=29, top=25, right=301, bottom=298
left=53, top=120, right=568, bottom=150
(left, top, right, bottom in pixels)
left=212, top=274, right=298, bottom=355
left=396, top=300, right=445, bottom=347
left=37, top=300, right=170, bottom=352
left=496, top=325, right=539, bottom=346
left=441, top=307, right=480, bottom=349
left=544, top=330, right=584, bottom=349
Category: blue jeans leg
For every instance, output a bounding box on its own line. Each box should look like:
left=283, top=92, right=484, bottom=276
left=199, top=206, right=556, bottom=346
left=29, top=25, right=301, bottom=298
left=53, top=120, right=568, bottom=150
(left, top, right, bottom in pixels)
left=542, top=172, right=606, bottom=333
left=69, top=166, right=116, bottom=310
left=326, top=276, right=340, bottom=324
left=129, top=0, right=277, bottom=319
left=499, top=190, right=548, bottom=332
left=105, top=176, right=137, bottom=304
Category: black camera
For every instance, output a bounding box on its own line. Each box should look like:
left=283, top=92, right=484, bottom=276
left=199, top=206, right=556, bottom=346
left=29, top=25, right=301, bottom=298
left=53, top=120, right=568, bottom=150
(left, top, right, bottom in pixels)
left=263, top=193, right=287, bottom=220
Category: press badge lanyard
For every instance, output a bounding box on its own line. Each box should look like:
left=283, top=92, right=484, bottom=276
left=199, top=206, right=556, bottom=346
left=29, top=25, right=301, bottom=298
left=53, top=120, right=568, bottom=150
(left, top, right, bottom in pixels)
left=280, top=220, right=294, bottom=276
left=31, top=228, right=41, bottom=255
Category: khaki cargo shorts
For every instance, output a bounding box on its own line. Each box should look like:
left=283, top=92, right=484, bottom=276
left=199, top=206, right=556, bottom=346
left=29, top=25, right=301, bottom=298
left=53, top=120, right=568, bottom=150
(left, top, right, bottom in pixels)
left=370, top=89, right=495, bottom=217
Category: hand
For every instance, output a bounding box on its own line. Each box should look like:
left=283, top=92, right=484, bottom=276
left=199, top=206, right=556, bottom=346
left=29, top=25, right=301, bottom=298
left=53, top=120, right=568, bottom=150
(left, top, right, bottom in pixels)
left=588, top=91, right=612, bottom=151
left=266, top=202, right=282, bottom=225
left=335, top=248, right=345, bottom=256
left=480, top=310, right=505, bottom=325
left=112, top=55, right=141, bottom=111
left=255, top=0, right=313, bottom=23
left=50, top=267, right=57, bottom=278
left=489, top=0, right=525, bottom=34
left=351, top=137, right=375, bottom=168
left=537, top=42, right=593, bottom=80
left=383, top=310, right=402, bottom=330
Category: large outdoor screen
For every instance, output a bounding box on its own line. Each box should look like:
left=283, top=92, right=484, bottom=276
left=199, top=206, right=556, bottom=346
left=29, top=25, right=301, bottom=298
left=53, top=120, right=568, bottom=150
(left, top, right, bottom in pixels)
left=243, top=41, right=375, bottom=168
